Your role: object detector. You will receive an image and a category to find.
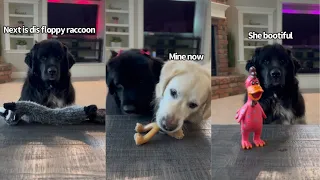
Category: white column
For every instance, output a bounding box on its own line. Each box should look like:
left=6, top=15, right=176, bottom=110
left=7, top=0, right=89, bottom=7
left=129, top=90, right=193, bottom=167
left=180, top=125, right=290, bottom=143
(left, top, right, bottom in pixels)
left=203, top=0, right=211, bottom=63
left=33, top=2, right=39, bottom=42
left=3, top=2, right=10, bottom=50
left=128, top=0, right=135, bottom=48
left=268, top=14, right=273, bottom=44
left=238, top=13, right=244, bottom=62
left=136, top=0, right=144, bottom=48
left=41, top=0, right=47, bottom=41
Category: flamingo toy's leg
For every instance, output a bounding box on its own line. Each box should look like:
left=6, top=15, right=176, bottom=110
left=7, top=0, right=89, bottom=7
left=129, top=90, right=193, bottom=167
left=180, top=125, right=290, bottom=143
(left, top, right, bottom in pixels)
left=241, top=129, right=252, bottom=149
left=253, top=128, right=266, bottom=147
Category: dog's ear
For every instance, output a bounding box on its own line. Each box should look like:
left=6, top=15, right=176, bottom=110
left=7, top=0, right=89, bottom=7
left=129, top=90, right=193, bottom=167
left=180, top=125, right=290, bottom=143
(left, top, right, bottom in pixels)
left=286, top=48, right=292, bottom=56
left=292, top=56, right=301, bottom=74
left=245, top=60, right=255, bottom=72
left=189, top=88, right=211, bottom=121
left=151, top=57, right=164, bottom=83
left=186, top=75, right=211, bottom=121
left=63, top=45, right=75, bottom=69
left=25, top=42, right=39, bottom=69
left=67, top=52, right=76, bottom=69
left=287, top=49, right=301, bottom=74
left=246, top=47, right=261, bottom=71
left=202, top=89, right=212, bottom=120
left=293, top=57, right=301, bottom=74
left=198, top=70, right=212, bottom=120
left=110, top=50, right=118, bottom=58
left=105, top=65, right=115, bottom=94
left=24, top=52, right=33, bottom=69
left=155, top=61, right=185, bottom=99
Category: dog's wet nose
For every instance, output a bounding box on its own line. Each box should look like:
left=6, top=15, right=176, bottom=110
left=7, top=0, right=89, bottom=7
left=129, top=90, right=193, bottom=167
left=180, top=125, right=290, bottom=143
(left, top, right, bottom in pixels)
left=160, top=117, right=178, bottom=132
left=123, top=105, right=136, bottom=113
left=270, top=69, right=281, bottom=78
left=48, top=67, right=57, bottom=76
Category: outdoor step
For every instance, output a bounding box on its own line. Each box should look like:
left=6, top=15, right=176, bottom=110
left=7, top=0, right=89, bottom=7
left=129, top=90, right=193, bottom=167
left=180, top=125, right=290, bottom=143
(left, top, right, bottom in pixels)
left=211, top=75, right=246, bottom=99
left=0, top=63, right=12, bottom=84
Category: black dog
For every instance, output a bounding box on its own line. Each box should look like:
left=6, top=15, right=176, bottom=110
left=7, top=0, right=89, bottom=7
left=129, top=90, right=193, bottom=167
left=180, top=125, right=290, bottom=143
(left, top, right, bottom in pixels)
left=245, top=43, right=305, bottom=124
left=106, top=49, right=163, bottom=115
left=20, top=39, right=76, bottom=108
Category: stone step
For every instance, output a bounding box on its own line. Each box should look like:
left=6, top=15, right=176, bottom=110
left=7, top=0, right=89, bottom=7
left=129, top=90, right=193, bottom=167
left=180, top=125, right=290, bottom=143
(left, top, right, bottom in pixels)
left=211, top=75, right=246, bottom=99
left=0, top=63, right=12, bottom=84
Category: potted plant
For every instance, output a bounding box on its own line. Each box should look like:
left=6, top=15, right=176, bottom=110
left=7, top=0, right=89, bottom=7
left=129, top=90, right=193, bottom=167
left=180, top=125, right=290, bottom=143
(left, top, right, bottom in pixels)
left=227, top=32, right=236, bottom=73
left=110, top=37, right=122, bottom=47
left=16, top=40, right=27, bottom=50
left=112, top=17, right=119, bottom=24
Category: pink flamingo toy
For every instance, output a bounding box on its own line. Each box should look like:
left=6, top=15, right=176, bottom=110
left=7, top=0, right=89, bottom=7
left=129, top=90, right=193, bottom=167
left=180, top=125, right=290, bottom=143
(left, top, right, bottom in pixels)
left=235, top=66, right=267, bottom=149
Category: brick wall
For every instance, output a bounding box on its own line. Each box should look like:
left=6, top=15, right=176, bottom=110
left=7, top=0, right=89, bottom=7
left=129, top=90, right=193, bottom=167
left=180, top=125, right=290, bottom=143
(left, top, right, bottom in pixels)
left=212, top=0, right=228, bottom=76
left=0, top=56, right=12, bottom=83
left=211, top=0, right=246, bottom=99
left=212, top=18, right=228, bottom=76
left=0, top=53, right=12, bottom=83
left=211, top=75, right=246, bottom=99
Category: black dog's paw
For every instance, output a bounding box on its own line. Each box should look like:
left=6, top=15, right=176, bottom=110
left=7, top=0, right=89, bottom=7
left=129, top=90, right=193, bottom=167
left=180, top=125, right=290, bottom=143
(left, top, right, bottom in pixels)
left=4, top=102, right=17, bottom=111
left=84, top=105, right=98, bottom=120
left=93, top=109, right=106, bottom=124
left=84, top=105, right=98, bottom=115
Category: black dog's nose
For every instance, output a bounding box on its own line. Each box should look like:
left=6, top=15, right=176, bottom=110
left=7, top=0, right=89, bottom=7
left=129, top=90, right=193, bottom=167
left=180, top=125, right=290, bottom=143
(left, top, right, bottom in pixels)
left=48, top=67, right=57, bottom=75
left=123, top=105, right=136, bottom=113
left=270, top=69, right=281, bottom=78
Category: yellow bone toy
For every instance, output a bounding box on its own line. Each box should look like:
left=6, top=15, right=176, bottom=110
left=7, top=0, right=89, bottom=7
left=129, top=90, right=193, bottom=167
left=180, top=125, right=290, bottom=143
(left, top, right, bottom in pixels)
left=134, top=122, right=185, bottom=145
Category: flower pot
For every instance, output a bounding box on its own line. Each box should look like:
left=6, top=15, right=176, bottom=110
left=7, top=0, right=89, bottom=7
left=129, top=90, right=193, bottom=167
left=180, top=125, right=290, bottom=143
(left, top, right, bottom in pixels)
left=111, top=42, right=122, bottom=47
left=17, top=45, right=27, bottom=50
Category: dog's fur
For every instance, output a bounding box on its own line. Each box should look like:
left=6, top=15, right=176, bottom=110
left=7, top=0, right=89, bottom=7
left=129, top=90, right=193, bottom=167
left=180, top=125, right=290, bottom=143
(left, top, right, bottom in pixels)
left=245, top=43, right=305, bottom=124
left=155, top=61, right=211, bottom=132
left=20, top=39, right=76, bottom=108
left=105, top=49, right=164, bottom=115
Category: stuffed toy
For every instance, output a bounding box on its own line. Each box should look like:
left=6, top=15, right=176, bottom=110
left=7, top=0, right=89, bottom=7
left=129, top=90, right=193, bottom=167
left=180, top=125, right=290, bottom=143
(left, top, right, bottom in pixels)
left=0, top=101, right=105, bottom=125
left=235, top=66, right=266, bottom=149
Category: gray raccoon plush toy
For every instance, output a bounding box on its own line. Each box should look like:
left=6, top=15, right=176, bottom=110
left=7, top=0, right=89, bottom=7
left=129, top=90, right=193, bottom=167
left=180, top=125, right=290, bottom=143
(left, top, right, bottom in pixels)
left=0, top=101, right=105, bottom=125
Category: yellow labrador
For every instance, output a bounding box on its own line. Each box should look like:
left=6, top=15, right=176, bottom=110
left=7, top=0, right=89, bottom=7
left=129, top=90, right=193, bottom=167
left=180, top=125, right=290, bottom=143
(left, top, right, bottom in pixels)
left=154, top=60, right=211, bottom=138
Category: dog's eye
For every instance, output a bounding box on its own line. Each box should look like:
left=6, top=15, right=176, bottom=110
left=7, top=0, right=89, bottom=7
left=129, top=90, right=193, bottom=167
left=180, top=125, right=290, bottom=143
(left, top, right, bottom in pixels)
left=263, top=60, right=269, bottom=64
left=170, top=89, right=177, bottom=98
left=188, top=102, right=198, bottom=109
left=280, top=59, right=285, bottom=64
left=40, top=57, right=47, bottom=61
